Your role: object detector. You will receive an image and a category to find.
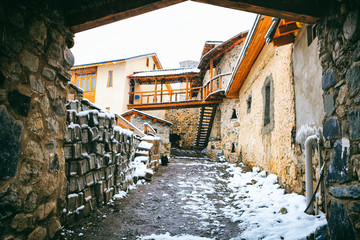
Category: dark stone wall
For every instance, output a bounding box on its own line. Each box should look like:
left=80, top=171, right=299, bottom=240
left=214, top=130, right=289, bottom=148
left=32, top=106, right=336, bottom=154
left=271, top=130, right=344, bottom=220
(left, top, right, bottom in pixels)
left=318, top=0, right=360, bottom=238
left=0, top=0, right=74, bottom=239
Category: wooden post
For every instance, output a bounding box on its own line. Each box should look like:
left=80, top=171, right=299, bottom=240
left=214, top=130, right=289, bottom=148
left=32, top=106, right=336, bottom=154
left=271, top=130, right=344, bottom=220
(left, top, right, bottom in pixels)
left=154, top=78, right=157, bottom=103
left=210, top=79, right=213, bottom=93
left=140, top=93, right=143, bottom=104
left=220, top=76, right=222, bottom=90
left=161, top=81, right=163, bottom=103
left=210, top=59, right=213, bottom=79
left=170, top=91, right=172, bottom=102
left=186, top=77, right=189, bottom=100
left=147, top=95, right=149, bottom=104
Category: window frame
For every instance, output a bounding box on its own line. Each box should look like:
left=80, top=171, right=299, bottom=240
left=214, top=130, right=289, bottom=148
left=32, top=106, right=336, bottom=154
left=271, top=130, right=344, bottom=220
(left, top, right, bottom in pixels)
left=262, top=75, right=274, bottom=135
left=107, top=70, right=113, bottom=87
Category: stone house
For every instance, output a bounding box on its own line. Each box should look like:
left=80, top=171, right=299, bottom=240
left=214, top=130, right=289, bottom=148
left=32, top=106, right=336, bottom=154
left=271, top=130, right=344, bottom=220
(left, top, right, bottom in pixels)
left=122, top=109, right=172, bottom=157
left=70, top=53, right=163, bottom=115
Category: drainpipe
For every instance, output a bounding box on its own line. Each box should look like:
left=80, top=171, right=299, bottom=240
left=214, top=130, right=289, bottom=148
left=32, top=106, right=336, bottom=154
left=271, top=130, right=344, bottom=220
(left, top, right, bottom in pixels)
left=304, top=135, right=318, bottom=215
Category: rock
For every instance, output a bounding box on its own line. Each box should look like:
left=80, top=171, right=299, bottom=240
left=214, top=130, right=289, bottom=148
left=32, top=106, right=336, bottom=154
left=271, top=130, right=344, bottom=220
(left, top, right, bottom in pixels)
left=49, top=153, right=59, bottom=171
left=322, top=68, right=336, bottom=91
left=343, top=10, right=359, bottom=40
left=23, top=140, right=45, bottom=163
left=323, top=92, right=335, bottom=116
left=10, top=213, right=34, bottom=232
left=29, top=75, right=44, bottom=93
left=326, top=139, right=349, bottom=182
left=0, top=185, right=22, bottom=220
left=279, top=207, right=287, bottom=214
left=20, top=50, right=39, bottom=72
left=328, top=201, right=356, bottom=239
left=28, top=112, right=44, bottom=135
left=47, top=216, right=61, bottom=238
left=346, top=66, right=360, bottom=96
left=337, top=84, right=348, bottom=105
left=64, top=47, right=75, bottom=67
left=52, top=101, right=66, bottom=118
left=351, top=202, right=360, bottom=212
left=8, top=90, right=31, bottom=117
left=35, top=200, right=56, bottom=221
left=349, top=108, right=360, bottom=140
left=19, top=162, right=42, bottom=185
left=42, top=67, right=56, bottom=81
left=29, top=20, right=47, bottom=45
left=28, top=226, right=47, bottom=240
left=145, top=171, right=153, bottom=181
left=0, top=108, right=23, bottom=180
left=329, top=185, right=360, bottom=199
left=323, top=117, right=340, bottom=140
left=24, top=191, right=37, bottom=212
left=314, top=224, right=327, bottom=240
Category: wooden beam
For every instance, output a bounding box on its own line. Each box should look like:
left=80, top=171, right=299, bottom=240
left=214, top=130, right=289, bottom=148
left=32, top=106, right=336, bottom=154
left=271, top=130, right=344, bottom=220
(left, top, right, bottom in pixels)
left=186, top=77, right=189, bottom=100
left=193, top=0, right=320, bottom=24
left=127, top=99, right=223, bottom=110
left=154, top=78, right=157, bottom=103
left=278, top=22, right=300, bottom=35
left=273, top=33, right=296, bottom=46
left=210, top=59, right=214, bottom=79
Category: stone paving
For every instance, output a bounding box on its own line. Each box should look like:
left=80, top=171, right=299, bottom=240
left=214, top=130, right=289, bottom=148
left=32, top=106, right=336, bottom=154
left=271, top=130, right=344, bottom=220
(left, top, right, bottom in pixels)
left=62, top=157, right=241, bottom=239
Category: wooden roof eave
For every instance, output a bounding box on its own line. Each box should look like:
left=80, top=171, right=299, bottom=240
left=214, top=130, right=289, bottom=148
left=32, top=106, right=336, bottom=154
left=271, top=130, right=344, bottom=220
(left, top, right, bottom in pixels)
left=225, top=15, right=273, bottom=98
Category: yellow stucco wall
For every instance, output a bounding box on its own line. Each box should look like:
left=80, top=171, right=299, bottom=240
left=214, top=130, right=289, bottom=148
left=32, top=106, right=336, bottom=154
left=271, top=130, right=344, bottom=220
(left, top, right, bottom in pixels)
left=237, top=43, right=301, bottom=193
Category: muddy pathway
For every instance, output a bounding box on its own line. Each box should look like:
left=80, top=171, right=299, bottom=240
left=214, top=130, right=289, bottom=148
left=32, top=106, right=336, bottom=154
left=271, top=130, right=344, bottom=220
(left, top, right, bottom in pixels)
left=62, top=157, right=242, bottom=239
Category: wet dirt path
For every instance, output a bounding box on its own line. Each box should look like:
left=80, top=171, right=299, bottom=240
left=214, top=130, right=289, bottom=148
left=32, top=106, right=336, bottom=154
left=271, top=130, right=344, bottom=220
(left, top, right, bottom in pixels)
left=62, top=157, right=242, bottom=239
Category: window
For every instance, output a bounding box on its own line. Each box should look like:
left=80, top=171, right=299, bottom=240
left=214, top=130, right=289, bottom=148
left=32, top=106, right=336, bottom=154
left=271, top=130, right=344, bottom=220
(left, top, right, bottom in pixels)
left=307, top=24, right=317, bottom=46
left=247, top=92, right=252, bottom=113
left=146, top=58, right=149, bottom=67
left=231, top=143, right=236, bottom=153
left=153, top=63, right=156, bottom=70
left=231, top=109, right=237, bottom=119
left=107, top=71, right=113, bottom=87
left=73, top=71, right=97, bottom=92
left=262, top=75, right=274, bottom=135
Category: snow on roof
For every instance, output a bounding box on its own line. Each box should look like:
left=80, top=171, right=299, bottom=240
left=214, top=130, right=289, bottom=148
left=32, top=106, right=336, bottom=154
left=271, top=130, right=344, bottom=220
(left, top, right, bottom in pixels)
left=205, top=41, right=223, bottom=44
left=131, top=67, right=199, bottom=78
left=122, top=109, right=173, bottom=125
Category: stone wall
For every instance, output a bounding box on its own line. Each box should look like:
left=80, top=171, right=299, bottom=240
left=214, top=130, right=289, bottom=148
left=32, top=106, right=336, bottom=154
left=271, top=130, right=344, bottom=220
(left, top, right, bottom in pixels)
left=237, top=43, right=300, bottom=193
left=64, top=99, right=137, bottom=225
left=130, top=115, right=171, bottom=156
left=165, top=108, right=199, bottom=148
left=317, top=2, right=360, bottom=238
left=0, top=1, right=74, bottom=239
left=207, top=99, right=241, bottom=162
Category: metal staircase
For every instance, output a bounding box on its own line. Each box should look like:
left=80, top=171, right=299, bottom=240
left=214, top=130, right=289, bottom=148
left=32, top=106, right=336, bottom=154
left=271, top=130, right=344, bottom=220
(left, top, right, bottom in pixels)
left=193, top=106, right=217, bottom=149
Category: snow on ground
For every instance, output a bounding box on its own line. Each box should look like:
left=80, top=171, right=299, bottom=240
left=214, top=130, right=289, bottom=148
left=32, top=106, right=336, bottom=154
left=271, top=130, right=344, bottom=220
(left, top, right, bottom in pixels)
left=224, top=164, right=327, bottom=240
left=139, top=160, right=326, bottom=240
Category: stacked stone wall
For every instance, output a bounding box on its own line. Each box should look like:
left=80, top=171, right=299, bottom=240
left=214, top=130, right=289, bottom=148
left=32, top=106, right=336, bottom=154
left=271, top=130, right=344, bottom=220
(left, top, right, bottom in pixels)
left=0, top=1, right=74, bottom=239
left=317, top=1, right=360, bottom=237
left=165, top=108, right=199, bottom=148
left=63, top=99, right=136, bottom=224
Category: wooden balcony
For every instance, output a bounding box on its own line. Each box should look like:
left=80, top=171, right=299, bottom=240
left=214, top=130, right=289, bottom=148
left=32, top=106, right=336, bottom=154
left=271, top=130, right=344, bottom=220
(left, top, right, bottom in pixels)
left=127, top=73, right=231, bottom=110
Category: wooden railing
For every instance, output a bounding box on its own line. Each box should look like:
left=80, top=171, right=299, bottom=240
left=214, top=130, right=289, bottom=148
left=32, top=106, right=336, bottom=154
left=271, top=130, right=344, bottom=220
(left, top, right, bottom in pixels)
left=203, top=72, right=231, bottom=99
left=128, top=72, right=232, bottom=105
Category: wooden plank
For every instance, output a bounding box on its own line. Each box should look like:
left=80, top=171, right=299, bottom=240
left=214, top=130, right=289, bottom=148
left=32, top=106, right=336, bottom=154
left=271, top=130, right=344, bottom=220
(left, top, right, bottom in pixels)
left=154, top=78, right=157, bottom=103
left=210, top=59, right=214, bottom=79
left=127, top=99, right=223, bottom=110
left=186, top=77, right=189, bottom=100
left=278, top=22, right=300, bottom=35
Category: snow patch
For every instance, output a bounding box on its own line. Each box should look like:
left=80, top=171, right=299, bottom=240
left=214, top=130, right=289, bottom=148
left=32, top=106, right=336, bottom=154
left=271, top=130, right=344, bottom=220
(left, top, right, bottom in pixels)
left=139, top=232, right=213, bottom=240
left=296, top=123, right=323, bottom=147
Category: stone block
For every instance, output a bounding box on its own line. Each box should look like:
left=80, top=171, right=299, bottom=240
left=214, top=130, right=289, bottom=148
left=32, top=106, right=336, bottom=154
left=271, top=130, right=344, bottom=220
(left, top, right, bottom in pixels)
left=349, top=108, right=360, bottom=140
left=323, top=117, right=340, bottom=140
left=47, top=217, right=61, bottom=238
left=68, top=177, right=77, bottom=193
left=94, top=182, right=104, bottom=198
left=104, top=153, right=112, bottom=165
left=73, top=124, right=81, bottom=141
left=73, top=142, right=82, bottom=159
left=328, top=201, right=356, bottom=239
left=77, top=159, right=88, bottom=175
left=64, top=144, right=73, bottom=160
left=87, top=154, right=96, bottom=170
left=0, top=108, right=23, bottom=180
left=83, top=188, right=92, bottom=202
left=89, top=111, right=99, bottom=127
left=20, top=50, right=39, bottom=72
left=90, top=127, right=99, bottom=141
left=68, top=161, right=78, bottom=176
left=10, top=213, right=34, bottom=232
left=77, top=176, right=86, bottom=192
left=84, top=200, right=93, bottom=217
left=66, top=101, right=80, bottom=112
left=65, top=162, right=69, bottom=177
left=327, top=139, right=349, bottom=182
left=90, top=142, right=103, bottom=155
left=98, top=115, right=105, bottom=127
left=65, top=126, right=73, bottom=143
left=28, top=226, right=47, bottom=240
left=323, top=92, right=335, bottom=116
left=98, top=169, right=106, bottom=180
left=98, top=127, right=104, bottom=141
left=77, top=192, right=84, bottom=207
left=322, top=68, right=336, bottom=91
left=81, top=128, right=89, bottom=144
left=85, top=172, right=95, bottom=187
left=67, top=193, right=78, bottom=211
left=346, top=66, right=360, bottom=96
left=329, top=185, right=360, bottom=199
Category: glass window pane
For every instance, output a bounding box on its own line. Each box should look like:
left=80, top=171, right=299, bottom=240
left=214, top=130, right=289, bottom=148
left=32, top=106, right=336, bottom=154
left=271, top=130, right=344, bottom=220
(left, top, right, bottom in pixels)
left=108, top=71, right=113, bottom=87
left=92, top=73, right=96, bottom=76
left=91, top=78, right=95, bottom=91
left=81, top=79, right=85, bottom=90
left=86, top=78, right=90, bottom=91
left=76, top=79, right=80, bottom=87
left=82, top=74, right=86, bottom=77
left=87, top=73, right=91, bottom=77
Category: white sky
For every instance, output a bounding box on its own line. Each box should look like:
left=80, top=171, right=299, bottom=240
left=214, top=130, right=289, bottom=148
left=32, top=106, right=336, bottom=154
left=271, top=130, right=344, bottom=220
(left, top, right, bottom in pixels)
left=71, top=1, right=256, bottom=69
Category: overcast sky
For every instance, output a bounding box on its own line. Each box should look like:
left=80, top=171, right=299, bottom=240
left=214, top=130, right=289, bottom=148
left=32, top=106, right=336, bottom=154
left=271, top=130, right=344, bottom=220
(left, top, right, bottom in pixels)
left=71, top=1, right=256, bottom=69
